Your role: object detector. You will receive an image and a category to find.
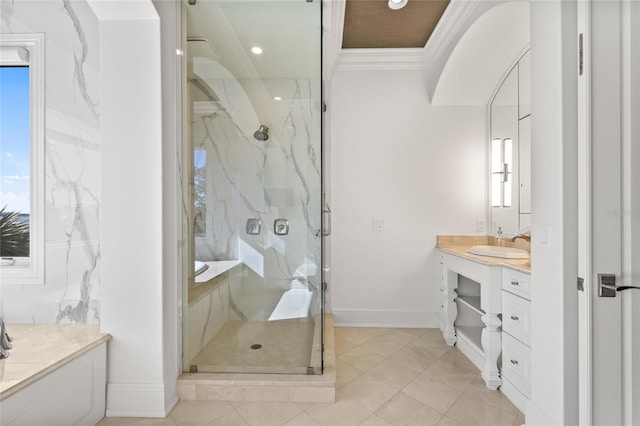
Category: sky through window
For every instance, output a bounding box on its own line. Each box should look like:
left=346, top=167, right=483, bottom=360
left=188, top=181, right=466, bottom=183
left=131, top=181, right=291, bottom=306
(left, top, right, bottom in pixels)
left=0, top=66, right=30, bottom=214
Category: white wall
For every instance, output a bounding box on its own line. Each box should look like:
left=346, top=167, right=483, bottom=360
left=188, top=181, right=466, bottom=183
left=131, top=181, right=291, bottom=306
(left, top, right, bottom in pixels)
left=432, top=1, right=530, bottom=106
left=527, top=1, right=579, bottom=424
left=91, top=0, right=176, bottom=417
left=153, top=0, right=182, bottom=414
left=329, top=69, right=486, bottom=327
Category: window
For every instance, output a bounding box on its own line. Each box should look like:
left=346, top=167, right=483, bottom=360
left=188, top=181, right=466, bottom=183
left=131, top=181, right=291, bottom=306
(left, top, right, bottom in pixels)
left=0, top=34, right=44, bottom=285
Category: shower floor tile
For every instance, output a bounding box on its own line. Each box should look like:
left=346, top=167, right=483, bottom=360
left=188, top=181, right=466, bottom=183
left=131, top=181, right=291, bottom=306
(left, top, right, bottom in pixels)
left=190, top=320, right=316, bottom=374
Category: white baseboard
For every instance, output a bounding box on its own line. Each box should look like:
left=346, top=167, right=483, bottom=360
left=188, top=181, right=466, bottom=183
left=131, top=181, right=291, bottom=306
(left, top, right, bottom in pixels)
left=455, top=334, right=485, bottom=371
left=525, top=400, right=557, bottom=425
left=163, top=377, right=179, bottom=416
left=106, top=383, right=172, bottom=418
left=332, top=309, right=438, bottom=328
left=500, top=378, right=528, bottom=414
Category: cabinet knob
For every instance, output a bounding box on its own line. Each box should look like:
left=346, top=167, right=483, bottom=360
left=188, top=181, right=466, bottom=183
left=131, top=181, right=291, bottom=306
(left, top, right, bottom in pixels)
left=510, top=281, right=519, bottom=286
left=510, top=359, right=519, bottom=365
left=510, top=315, right=519, bottom=321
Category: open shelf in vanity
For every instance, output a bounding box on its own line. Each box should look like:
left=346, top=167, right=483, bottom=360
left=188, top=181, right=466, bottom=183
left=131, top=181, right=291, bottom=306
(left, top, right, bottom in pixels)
left=453, top=276, right=486, bottom=370
left=457, top=295, right=482, bottom=314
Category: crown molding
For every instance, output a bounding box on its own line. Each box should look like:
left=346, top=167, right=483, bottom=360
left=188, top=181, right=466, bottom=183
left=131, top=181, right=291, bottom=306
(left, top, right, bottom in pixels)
left=422, top=0, right=483, bottom=66
left=333, top=48, right=426, bottom=71
left=326, top=0, right=485, bottom=73
left=323, top=0, right=345, bottom=76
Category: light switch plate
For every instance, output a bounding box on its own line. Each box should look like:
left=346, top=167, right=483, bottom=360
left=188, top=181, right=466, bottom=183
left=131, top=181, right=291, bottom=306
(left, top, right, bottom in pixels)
left=373, top=219, right=385, bottom=231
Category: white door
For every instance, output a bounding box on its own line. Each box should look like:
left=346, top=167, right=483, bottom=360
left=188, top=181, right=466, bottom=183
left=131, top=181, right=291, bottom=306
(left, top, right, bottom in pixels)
left=578, top=0, right=640, bottom=424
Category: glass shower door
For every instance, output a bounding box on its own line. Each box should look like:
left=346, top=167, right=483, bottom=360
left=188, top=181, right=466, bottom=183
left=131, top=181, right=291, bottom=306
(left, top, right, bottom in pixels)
left=184, top=0, right=323, bottom=375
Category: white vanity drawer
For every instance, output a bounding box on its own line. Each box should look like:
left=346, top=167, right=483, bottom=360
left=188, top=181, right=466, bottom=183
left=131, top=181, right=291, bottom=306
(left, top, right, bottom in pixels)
left=502, top=268, right=531, bottom=300
left=502, top=332, right=531, bottom=398
left=502, top=291, right=531, bottom=346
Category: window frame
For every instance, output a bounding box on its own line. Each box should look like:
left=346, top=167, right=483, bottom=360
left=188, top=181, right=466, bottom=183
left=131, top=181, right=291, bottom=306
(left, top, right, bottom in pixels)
left=0, top=33, right=45, bottom=285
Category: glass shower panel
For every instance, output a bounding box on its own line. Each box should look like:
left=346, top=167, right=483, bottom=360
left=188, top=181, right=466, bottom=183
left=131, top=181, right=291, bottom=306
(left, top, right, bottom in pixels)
left=184, top=0, right=323, bottom=375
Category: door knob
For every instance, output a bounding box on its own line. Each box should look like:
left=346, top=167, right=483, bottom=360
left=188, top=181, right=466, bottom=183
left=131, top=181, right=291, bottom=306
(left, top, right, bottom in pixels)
left=598, top=273, right=640, bottom=297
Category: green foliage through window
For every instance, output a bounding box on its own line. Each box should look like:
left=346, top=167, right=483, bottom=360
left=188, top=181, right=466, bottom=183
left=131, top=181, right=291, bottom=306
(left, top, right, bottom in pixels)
left=0, top=205, right=30, bottom=257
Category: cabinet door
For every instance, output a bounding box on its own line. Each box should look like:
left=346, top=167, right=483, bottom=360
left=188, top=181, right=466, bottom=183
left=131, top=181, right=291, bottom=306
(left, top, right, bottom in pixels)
left=502, top=332, right=531, bottom=397
left=502, top=268, right=531, bottom=299
left=518, top=50, right=531, bottom=119
left=519, top=116, right=531, bottom=214
left=503, top=291, right=531, bottom=346
left=490, top=65, right=520, bottom=233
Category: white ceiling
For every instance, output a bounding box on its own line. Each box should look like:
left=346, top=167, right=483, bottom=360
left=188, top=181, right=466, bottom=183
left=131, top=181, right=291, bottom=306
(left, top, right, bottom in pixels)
left=185, top=0, right=323, bottom=136
left=186, top=1, right=321, bottom=81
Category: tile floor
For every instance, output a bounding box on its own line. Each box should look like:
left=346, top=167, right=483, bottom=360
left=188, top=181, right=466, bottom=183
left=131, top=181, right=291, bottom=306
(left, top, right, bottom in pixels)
left=98, top=327, right=524, bottom=426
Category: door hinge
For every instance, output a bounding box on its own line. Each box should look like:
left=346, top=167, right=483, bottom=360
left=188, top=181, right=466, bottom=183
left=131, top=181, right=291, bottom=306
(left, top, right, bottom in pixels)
left=577, top=277, right=584, bottom=292
left=323, top=281, right=328, bottom=292
left=578, top=33, right=584, bottom=76
left=323, top=102, right=327, bottom=112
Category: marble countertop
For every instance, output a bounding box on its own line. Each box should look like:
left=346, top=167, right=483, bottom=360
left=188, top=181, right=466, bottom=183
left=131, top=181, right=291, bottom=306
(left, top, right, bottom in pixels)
left=437, top=235, right=531, bottom=274
left=0, top=324, right=111, bottom=401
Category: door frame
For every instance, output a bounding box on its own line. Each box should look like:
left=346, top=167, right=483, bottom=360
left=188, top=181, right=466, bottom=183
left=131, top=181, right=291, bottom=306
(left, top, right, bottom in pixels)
left=576, top=0, right=592, bottom=423
left=620, top=0, right=640, bottom=422
left=578, top=0, right=640, bottom=424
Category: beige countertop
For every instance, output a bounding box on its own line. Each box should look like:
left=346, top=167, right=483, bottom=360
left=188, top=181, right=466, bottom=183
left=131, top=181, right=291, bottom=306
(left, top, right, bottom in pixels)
left=0, top=324, right=111, bottom=401
left=437, top=235, right=531, bottom=274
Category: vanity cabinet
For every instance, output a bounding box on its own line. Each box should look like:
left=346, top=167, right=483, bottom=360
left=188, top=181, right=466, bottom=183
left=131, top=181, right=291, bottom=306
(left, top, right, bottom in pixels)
left=518, top=50, right=531, bottom=222
left=439, top=251, right=503, bottom=390
left=438, top=243, right=532, bottom=412
left=518, top=50, right=531, bottom=119
left=500, top=268, right=532, bottom=412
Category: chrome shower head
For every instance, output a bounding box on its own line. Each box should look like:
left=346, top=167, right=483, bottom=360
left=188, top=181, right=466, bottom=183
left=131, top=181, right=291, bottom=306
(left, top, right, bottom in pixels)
left=253, top=125, right=270, bottom=141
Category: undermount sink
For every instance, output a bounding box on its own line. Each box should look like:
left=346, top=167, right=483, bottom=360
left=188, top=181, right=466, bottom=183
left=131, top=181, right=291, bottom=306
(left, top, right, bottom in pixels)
left=467, top=245, right=530, bottom=259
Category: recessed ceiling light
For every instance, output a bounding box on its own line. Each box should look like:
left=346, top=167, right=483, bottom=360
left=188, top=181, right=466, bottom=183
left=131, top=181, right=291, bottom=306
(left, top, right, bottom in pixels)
left=388, top=0, right=407, bottom=10
left=250, top=46, right=263, bottom=55
left=274, top=96, right=282, bottom=101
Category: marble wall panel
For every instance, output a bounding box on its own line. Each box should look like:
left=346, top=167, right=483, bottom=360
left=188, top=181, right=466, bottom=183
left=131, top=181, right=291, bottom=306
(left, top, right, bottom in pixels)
left=190, top=72, right=321, bottom=293
left=1, top=0, right=101, bottom=323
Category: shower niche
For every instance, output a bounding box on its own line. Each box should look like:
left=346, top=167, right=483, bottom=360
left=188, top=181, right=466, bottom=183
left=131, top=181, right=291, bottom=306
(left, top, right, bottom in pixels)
left=182, top=0, right=323, bottom=375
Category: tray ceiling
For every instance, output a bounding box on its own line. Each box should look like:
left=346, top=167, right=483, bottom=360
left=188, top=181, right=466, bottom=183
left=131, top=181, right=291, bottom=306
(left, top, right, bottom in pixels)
left=342, top=0, right=450, bottom=49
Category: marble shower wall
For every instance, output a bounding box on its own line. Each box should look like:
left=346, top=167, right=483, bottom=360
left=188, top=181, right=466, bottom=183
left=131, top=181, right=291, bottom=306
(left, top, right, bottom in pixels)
left=1, top=0, right=101, bottom=323
left=191, top=63, right=322, bottom=292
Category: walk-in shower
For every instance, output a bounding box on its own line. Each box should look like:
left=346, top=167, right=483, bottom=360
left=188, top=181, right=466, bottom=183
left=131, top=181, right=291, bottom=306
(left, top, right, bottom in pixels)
left=182, top=0, right=323, bottom=375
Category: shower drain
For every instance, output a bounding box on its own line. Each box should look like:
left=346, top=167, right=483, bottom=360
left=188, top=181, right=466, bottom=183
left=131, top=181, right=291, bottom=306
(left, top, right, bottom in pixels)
left=250, top=344, right=262, bottom=350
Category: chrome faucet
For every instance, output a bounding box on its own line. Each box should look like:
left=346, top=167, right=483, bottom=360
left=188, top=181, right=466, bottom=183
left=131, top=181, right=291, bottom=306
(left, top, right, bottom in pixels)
left=510, top=232, right=531, bottom=242
left=0, top=317, right=12, bottom=359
